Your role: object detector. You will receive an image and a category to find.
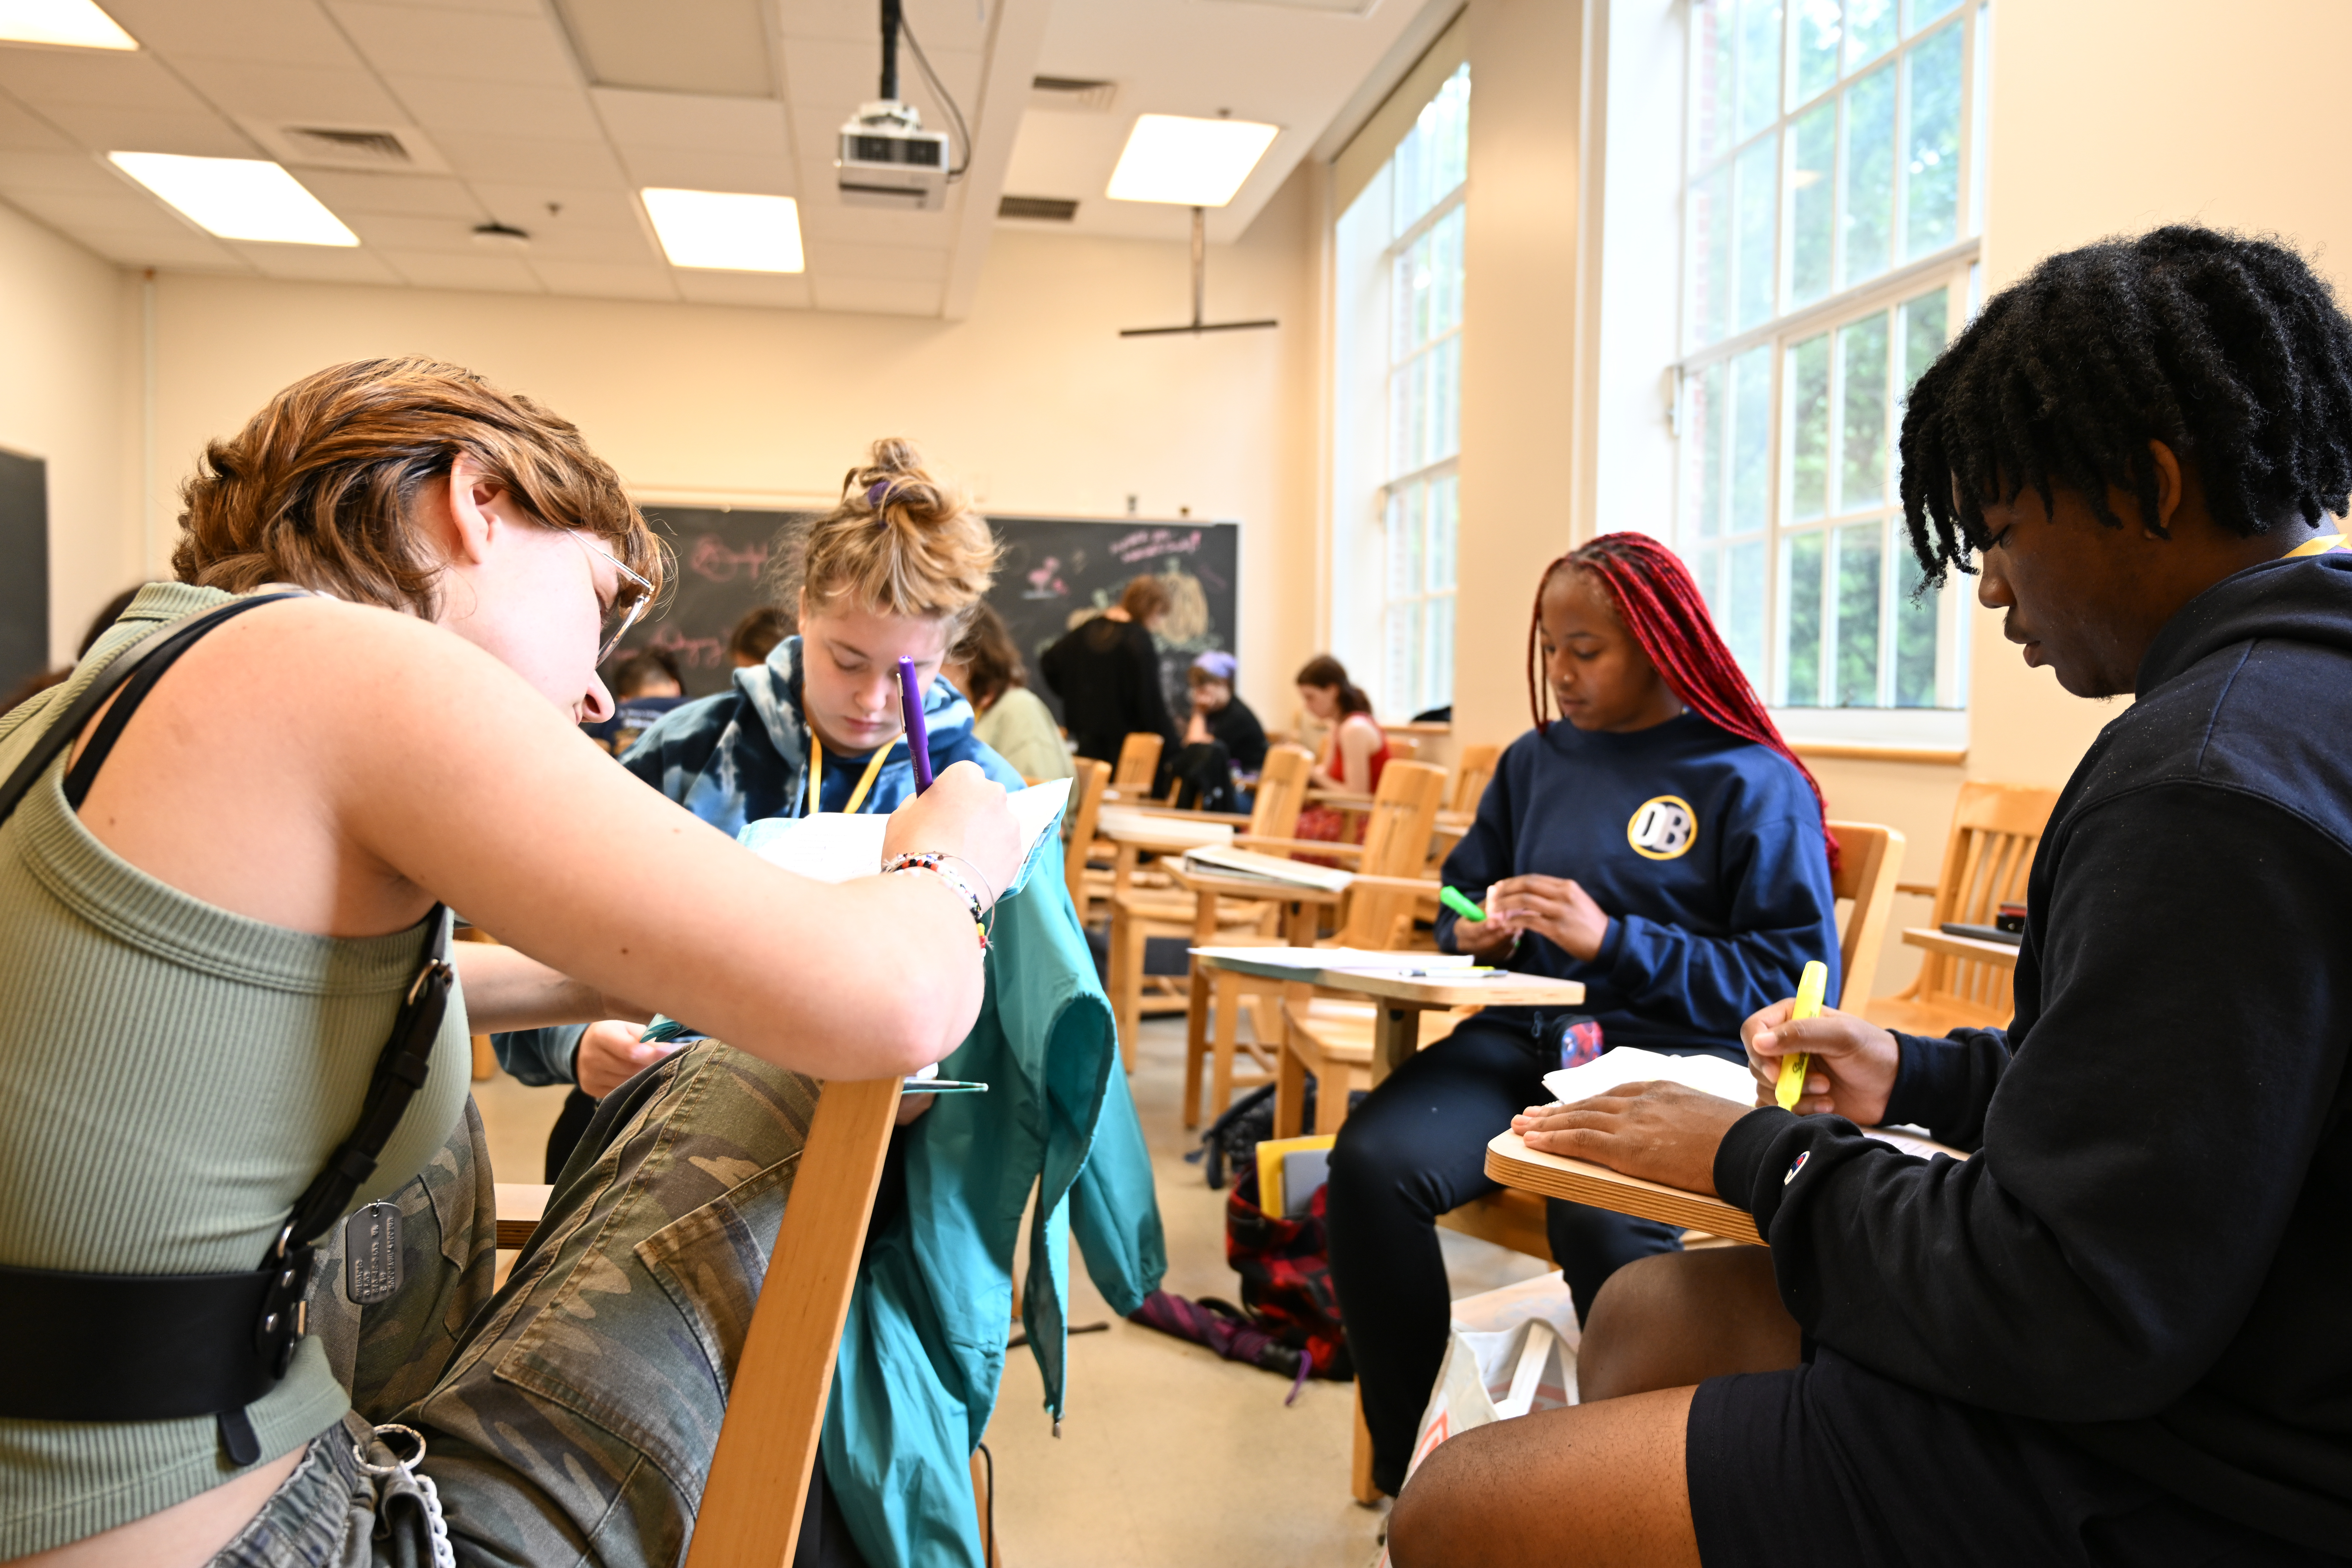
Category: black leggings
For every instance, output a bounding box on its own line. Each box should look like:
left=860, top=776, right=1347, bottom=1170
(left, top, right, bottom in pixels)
left=1325, top=1020, right=1682, bottom=1495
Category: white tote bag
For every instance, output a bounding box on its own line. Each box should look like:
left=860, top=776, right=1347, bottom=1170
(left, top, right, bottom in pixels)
left=1375, top=1274, right=1581, bottom=1565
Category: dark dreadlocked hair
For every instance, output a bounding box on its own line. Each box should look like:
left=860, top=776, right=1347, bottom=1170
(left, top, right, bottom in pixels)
left=1530, top=531, right=1838, bottom=871
left=1901, top=225, right=2352, bottom=585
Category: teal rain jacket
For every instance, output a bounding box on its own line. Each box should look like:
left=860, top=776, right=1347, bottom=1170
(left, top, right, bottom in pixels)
left=496, top=634, right=1165, bottom=1567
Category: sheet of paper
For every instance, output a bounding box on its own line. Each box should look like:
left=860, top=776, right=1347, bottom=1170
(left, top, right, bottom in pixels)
left=1182, top=844, right=1354, bottom=893
left=1096, top=806, right=1233, bottom=847
left=1543, top=1047, right=1758, bottom=1107
left=1540, top=1051, right=1970, bottom=1160
left=737, top=776, right=1072, bottom=888
left=1188, top=945, right=1477, bottom=972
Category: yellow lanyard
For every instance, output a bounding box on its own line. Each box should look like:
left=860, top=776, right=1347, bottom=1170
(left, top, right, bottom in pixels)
left=2286, top=532, right=2350, bottom=557
left=807, top=731, right=895, bottom=817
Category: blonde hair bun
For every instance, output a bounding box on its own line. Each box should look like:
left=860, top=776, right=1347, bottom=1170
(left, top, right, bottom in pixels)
left=771, top=437, right=1000, bottom=628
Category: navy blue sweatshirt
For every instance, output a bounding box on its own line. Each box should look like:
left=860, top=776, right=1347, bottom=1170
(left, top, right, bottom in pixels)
left=1713, top=554, right=2352, bottom=1555
left=1437, top=712, right=1839, bottom=1059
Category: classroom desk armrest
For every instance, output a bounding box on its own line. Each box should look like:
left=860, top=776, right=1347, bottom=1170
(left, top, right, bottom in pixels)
left=1894, top=881, right=1940, bottom=899
left=1233, top=835, right=1364, bottom=861
left=1344, top=872, right=1443, bottom=896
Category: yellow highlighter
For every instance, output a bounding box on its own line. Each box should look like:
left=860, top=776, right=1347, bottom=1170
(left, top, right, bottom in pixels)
left=1773, top=960, right=1830, bottom=1111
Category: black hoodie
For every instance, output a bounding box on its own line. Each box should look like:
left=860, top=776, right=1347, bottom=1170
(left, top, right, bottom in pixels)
left=1713, top=552, right=2352, bottom=1555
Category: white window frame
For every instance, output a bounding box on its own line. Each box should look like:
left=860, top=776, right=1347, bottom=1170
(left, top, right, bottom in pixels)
left=1331, top=61, right=1469, bottom=720
left=1674, top=0, right=1989, bottom=746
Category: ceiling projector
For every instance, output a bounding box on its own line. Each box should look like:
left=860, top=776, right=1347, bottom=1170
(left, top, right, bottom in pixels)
left=838, top=100, right=949, bottom=210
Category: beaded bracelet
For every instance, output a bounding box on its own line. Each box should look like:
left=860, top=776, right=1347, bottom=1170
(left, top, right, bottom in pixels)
left=883, top=852, right=993, bottom=948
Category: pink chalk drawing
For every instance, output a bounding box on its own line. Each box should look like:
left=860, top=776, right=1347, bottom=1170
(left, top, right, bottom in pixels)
left=689, top=535, right=769, bottom=582
left=1109, top=527, right=1203, bottom=565
left=1025, top=555, right=1070, bottom=599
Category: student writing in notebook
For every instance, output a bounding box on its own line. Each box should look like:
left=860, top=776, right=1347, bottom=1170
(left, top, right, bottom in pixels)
left=497, top=439, right=1025, bottom=1106
left=1389, top=228, right=2352, bottom=1567
left=1325, top=532, right=1839, bottom=1500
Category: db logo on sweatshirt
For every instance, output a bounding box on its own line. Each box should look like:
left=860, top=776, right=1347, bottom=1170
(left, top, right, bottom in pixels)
left=1627, top=795, right=1697, bottom=860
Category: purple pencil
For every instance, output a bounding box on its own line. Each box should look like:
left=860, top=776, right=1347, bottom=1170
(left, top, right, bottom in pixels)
left=897, top=655, right=934, bottom=793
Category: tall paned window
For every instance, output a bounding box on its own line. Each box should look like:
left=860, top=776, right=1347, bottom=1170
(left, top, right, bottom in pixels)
left=1678, top=0, right=1986, bottom=739
left=1334, top=61, right=1468, bottom=718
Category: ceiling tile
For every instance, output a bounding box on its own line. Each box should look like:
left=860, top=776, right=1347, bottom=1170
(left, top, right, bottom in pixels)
left=4, top=185, right=191, bottom=233
left=0, top=149, right=123, bottom=192
left=100, top=0, right=368, bottom=68
left=614, top=146, right=793, bottom=197
left=808, top=273, right=941, bottom=316
left=527, top=258, right=680, bottom=301
left=385, top=75, right=602, bottom=140
left=378, top=248, right=543, bottom=292
left=0, top=49, right=215, bottom=111
left=43, top=104, right=258, bottom=158
left=343, top=0, right=542, bottom=14
left=589, top=88, right=785, bottom=152
left=502, top=222, right=654, bottom=265
left=0, top=94, right=78, bottom=153
left=228, top=239, right=405, bottom=283
left=168, top=59, right=408, bottom=125
left=296, top=168, right=483, bottom=218
left=328, top=4, right=581, bottom=86
left=795, top=194, right=964, bottom=246
left=37, top=221, right=250, bottom=269
left=672, top=268, right=810, bottom=309
left=462, top=180, right=639, bottom=228
left=556, top=0, right=774, bottom=98
left=802, top=239, right=946, bottom=282
left=337, top=208, right=485, bottom=253
left=440, top=134, right=624, bottom=187
left=782, top=38, right=984, bottom=129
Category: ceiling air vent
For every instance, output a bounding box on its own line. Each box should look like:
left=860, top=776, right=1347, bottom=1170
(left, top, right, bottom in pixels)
left=999, top=195, right=1079, bottom=222
left=283, top=127, right=411, bottom=165
left=238, top=119, right=453, bottom=174
left=1030, top=75, right=1117, bottom=113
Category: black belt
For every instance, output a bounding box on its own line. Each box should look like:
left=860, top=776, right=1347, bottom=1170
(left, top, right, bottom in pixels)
left=0, top=595, right=453, bottom=1464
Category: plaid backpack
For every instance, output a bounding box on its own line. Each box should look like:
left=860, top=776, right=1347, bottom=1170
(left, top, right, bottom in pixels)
left=1224, top=1162, right=1353, bottom=1382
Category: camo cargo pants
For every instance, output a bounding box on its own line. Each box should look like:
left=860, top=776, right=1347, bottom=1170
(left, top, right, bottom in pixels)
left=208, top=1041, right=821, bottom=1567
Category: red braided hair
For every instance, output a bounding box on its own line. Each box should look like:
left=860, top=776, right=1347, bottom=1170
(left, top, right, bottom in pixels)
left=1528, top=531, right=1839, bottom=872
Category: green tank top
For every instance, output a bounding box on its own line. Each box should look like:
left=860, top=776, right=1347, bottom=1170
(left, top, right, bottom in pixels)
left=0, top=584, right=472, bottom=1556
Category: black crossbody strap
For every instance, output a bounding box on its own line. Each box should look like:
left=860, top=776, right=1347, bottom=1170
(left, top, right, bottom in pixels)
left=0, top=592, right=456, bottom=1462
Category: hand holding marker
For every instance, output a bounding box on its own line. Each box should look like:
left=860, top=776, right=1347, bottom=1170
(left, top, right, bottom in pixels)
left=1439, top=886, right=1487, bottom=923
left=897, top=657, right=984, bottom=1092
left=1773, top=960, right=1830, bottom=1110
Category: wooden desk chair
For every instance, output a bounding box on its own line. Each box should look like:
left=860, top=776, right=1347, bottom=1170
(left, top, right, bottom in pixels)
left=1108, top=745, right=1315, bottom=1093
left=1063, top=758, right=1112, bottom=924
left=1112, top=731, right=1164, bottom=794
left=1862, top=782, right=2055, bottom=1035
left=1447, top=743, right=1499, bottom=817
left=495, top=1077, right=921, bottom=1567
left=1242, top=763, right=1451, bottom=1131
left=1333, top=821, right=1911, bottom=1505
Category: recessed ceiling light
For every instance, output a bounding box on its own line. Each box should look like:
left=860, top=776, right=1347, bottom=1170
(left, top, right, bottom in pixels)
left=108, top=153, right=357, bottom=245
left=641, top=187, right=804, bottom=273
left=1106, top=114, right=1279, bottom=208
left=0, top=0, right=136, bottom=50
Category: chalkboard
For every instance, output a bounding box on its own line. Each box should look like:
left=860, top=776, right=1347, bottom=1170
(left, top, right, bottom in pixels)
left=0, top=450, right=46, bottom=695
left=611, top=506, right=1239, bottom=717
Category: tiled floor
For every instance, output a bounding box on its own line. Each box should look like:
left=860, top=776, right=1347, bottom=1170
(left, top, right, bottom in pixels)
left=470, top=1014, right=1553, bottom=1568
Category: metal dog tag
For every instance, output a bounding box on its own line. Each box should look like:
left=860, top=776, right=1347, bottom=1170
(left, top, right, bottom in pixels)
left=344, top=1201, right=402, bottom=1306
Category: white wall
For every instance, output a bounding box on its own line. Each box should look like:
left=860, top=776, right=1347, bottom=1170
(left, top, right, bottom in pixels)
left=134, top=169, right=1323, bottom=724
left=0, top=201, right=132, bottom=667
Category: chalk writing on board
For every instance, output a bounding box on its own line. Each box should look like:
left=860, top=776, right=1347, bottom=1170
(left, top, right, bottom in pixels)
left=1024, top=556, right=1070, bottom=600
left=689, top=536, right=770, bottom=582
left=649, top=627, right=729, bottom=671
left=1109, top=527, right=1203, bottom=565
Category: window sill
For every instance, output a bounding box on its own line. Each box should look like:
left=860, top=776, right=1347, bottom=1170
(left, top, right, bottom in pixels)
left=1791, top=742, right=1966, bottom=767
left=1770, top=705, right=1967, bottom=753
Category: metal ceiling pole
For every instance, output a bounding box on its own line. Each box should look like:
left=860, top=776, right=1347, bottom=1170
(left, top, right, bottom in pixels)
left=879, top=0, right=901, bottom=100
left=1191, top=206, right=1205, bottom=330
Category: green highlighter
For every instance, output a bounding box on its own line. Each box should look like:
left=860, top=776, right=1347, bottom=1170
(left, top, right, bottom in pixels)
left=1439, top=886, right=1487, bottom=923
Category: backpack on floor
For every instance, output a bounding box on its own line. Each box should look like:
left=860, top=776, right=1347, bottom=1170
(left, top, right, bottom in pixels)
left=1189, top=1080, right=1364, bottom=1190
left=1225, top=1162, right=1352, bottom=1381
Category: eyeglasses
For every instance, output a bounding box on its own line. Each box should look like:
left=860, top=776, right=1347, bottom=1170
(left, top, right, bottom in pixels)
left=574, top=533, right=656, bottom=664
